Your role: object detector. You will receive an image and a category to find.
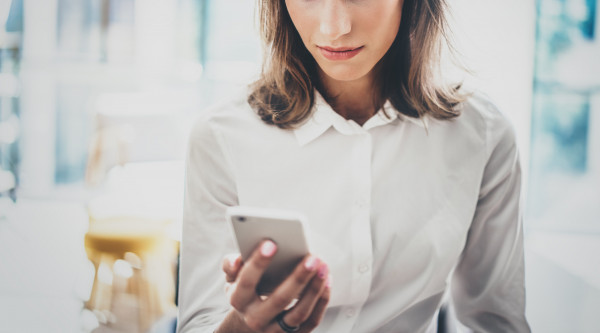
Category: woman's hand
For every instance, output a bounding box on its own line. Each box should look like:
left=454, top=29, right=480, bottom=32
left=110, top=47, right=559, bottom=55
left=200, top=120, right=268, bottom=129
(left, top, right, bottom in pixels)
left=218, top=240, right=330, bottom=333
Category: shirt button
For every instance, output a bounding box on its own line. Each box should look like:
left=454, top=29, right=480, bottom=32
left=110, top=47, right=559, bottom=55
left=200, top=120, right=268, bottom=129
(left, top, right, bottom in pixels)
left=345, top=308, right=356, bottom=318
left=358, top=264, right=369, bottom=273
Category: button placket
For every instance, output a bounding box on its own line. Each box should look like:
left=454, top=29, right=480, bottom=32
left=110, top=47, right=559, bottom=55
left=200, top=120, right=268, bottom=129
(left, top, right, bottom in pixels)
left=358, top=264, right=369, bottom=274
left=355, top=197, right=367, bottom=209
left=345, top=308, right=356, bottom=318
left=348, top=133, right=374, bottom=305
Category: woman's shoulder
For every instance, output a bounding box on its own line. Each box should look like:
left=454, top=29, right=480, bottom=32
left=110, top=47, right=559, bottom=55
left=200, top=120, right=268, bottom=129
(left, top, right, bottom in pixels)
left=189, top=89, right=266, bottom=140
left=424, top=90, right=518, bottom=159
left=460, top=91, right=510, bottom=125
left=454, top=90, right=518, bottom=154
left=198, top=89, right=259, bottom=123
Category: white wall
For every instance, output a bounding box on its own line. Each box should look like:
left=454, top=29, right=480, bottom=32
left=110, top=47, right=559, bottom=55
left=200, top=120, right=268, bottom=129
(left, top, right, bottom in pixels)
left=19, top=0, right=59, bottom=197
left=449, top=0, right=536, bottom=175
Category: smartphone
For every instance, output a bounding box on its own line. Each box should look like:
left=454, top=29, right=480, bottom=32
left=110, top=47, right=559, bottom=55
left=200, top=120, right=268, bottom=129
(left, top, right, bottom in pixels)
left=226, top=206, right=310, bottom=295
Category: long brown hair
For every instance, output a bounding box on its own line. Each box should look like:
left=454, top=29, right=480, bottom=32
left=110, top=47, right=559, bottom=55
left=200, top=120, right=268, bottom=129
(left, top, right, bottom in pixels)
left=249, top=0, right=465, bottom=129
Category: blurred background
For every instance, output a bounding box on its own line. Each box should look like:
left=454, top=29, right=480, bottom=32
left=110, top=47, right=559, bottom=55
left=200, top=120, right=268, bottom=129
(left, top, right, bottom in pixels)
left=0, top=0, right=598, bottom=332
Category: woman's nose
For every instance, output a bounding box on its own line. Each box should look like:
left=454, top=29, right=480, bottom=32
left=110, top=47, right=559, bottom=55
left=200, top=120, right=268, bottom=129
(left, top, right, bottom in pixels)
left=319, top=0, right=351, bottom=40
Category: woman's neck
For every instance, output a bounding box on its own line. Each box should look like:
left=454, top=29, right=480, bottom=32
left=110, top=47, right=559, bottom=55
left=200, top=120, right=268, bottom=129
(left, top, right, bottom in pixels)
left=318, top=69, right=382, bottom=126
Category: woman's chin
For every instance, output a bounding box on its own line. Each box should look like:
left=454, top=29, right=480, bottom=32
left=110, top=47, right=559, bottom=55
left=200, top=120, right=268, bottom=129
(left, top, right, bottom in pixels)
left=319, top=65, right=373, bottom=84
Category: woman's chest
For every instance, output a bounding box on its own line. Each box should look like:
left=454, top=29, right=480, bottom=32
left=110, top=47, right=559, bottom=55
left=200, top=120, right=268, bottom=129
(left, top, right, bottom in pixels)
left=227, top=128, right=486, bottom=304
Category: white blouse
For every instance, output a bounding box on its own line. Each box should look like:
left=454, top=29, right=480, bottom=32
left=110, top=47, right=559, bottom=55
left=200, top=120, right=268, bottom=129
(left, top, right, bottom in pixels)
left=176, top=91, right=531, bottom=333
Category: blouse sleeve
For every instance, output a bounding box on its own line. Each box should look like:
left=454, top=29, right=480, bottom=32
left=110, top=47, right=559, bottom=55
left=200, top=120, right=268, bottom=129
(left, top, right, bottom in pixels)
left=450, top=110, right=531, bottom=332
left=176, top=117, right=238, bottom=332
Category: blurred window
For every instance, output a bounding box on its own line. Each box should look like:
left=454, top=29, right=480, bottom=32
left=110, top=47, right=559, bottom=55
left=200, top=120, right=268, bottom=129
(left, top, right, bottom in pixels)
left=528, top=0, right=600, bottom=232
left=51, top=0, right=223, bottom=185
left=0, top=0, right=22, bottom=193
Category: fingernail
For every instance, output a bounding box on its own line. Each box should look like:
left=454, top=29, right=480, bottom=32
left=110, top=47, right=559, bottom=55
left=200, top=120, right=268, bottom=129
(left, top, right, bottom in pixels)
left=304, top=256, right=319, bottom=271
left=260, top=240, right=277, bottom=257
left=318, top=264, right=328, bottom=279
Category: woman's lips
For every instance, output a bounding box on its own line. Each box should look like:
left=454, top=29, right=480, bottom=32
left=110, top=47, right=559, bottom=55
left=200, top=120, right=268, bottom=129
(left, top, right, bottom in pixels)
left=318, top=46, right=364, bottom=61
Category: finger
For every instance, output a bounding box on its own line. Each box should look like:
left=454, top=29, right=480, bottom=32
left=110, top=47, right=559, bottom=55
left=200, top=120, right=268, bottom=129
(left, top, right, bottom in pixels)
left=283, top=263, right=328, bottom=327
left=222, top=253, right=242, bottom=283
left=263, top=277, right=331, bottom=333
left=229, top=240, right=277, bottom=311
left=256, top=255, right=321, bottom=320
left=224, top=281, right=234, bottom=300
left=262, top=314, right=298, bottom=333
left=300, top=281, right=331, bottom=332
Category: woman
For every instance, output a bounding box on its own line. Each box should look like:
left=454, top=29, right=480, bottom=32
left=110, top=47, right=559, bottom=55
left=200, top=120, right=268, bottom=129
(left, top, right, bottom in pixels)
left=177, top=0, right=531, bottom=332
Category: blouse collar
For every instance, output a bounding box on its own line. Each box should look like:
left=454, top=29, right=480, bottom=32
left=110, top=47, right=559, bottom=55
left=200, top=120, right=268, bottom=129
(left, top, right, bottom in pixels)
left=294, top=91, right=428, bottom=146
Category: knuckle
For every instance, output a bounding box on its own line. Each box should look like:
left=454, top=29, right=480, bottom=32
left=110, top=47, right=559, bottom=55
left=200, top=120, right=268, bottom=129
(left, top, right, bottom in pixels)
left=269, top=293, right=291, bottom=309
left=292, top=271, right=309, bottom=285
left=300, top=310, right=313, bottom=323
left=229, top=295, right=244, bottom=311
left=264, top=326, right=280, bottom=333
left=236, top=276, right=255, bottom=290
left=310, top=280, right=323, bottom=294
left=287, top=310, right=308, bottom=326
left=306, top=315, right=321, bottom=328
left=224, top=272, right=235, bottom=283
left=251, top=256, right=270, bottom=271
left=244, top=316, right=263, bottom=332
